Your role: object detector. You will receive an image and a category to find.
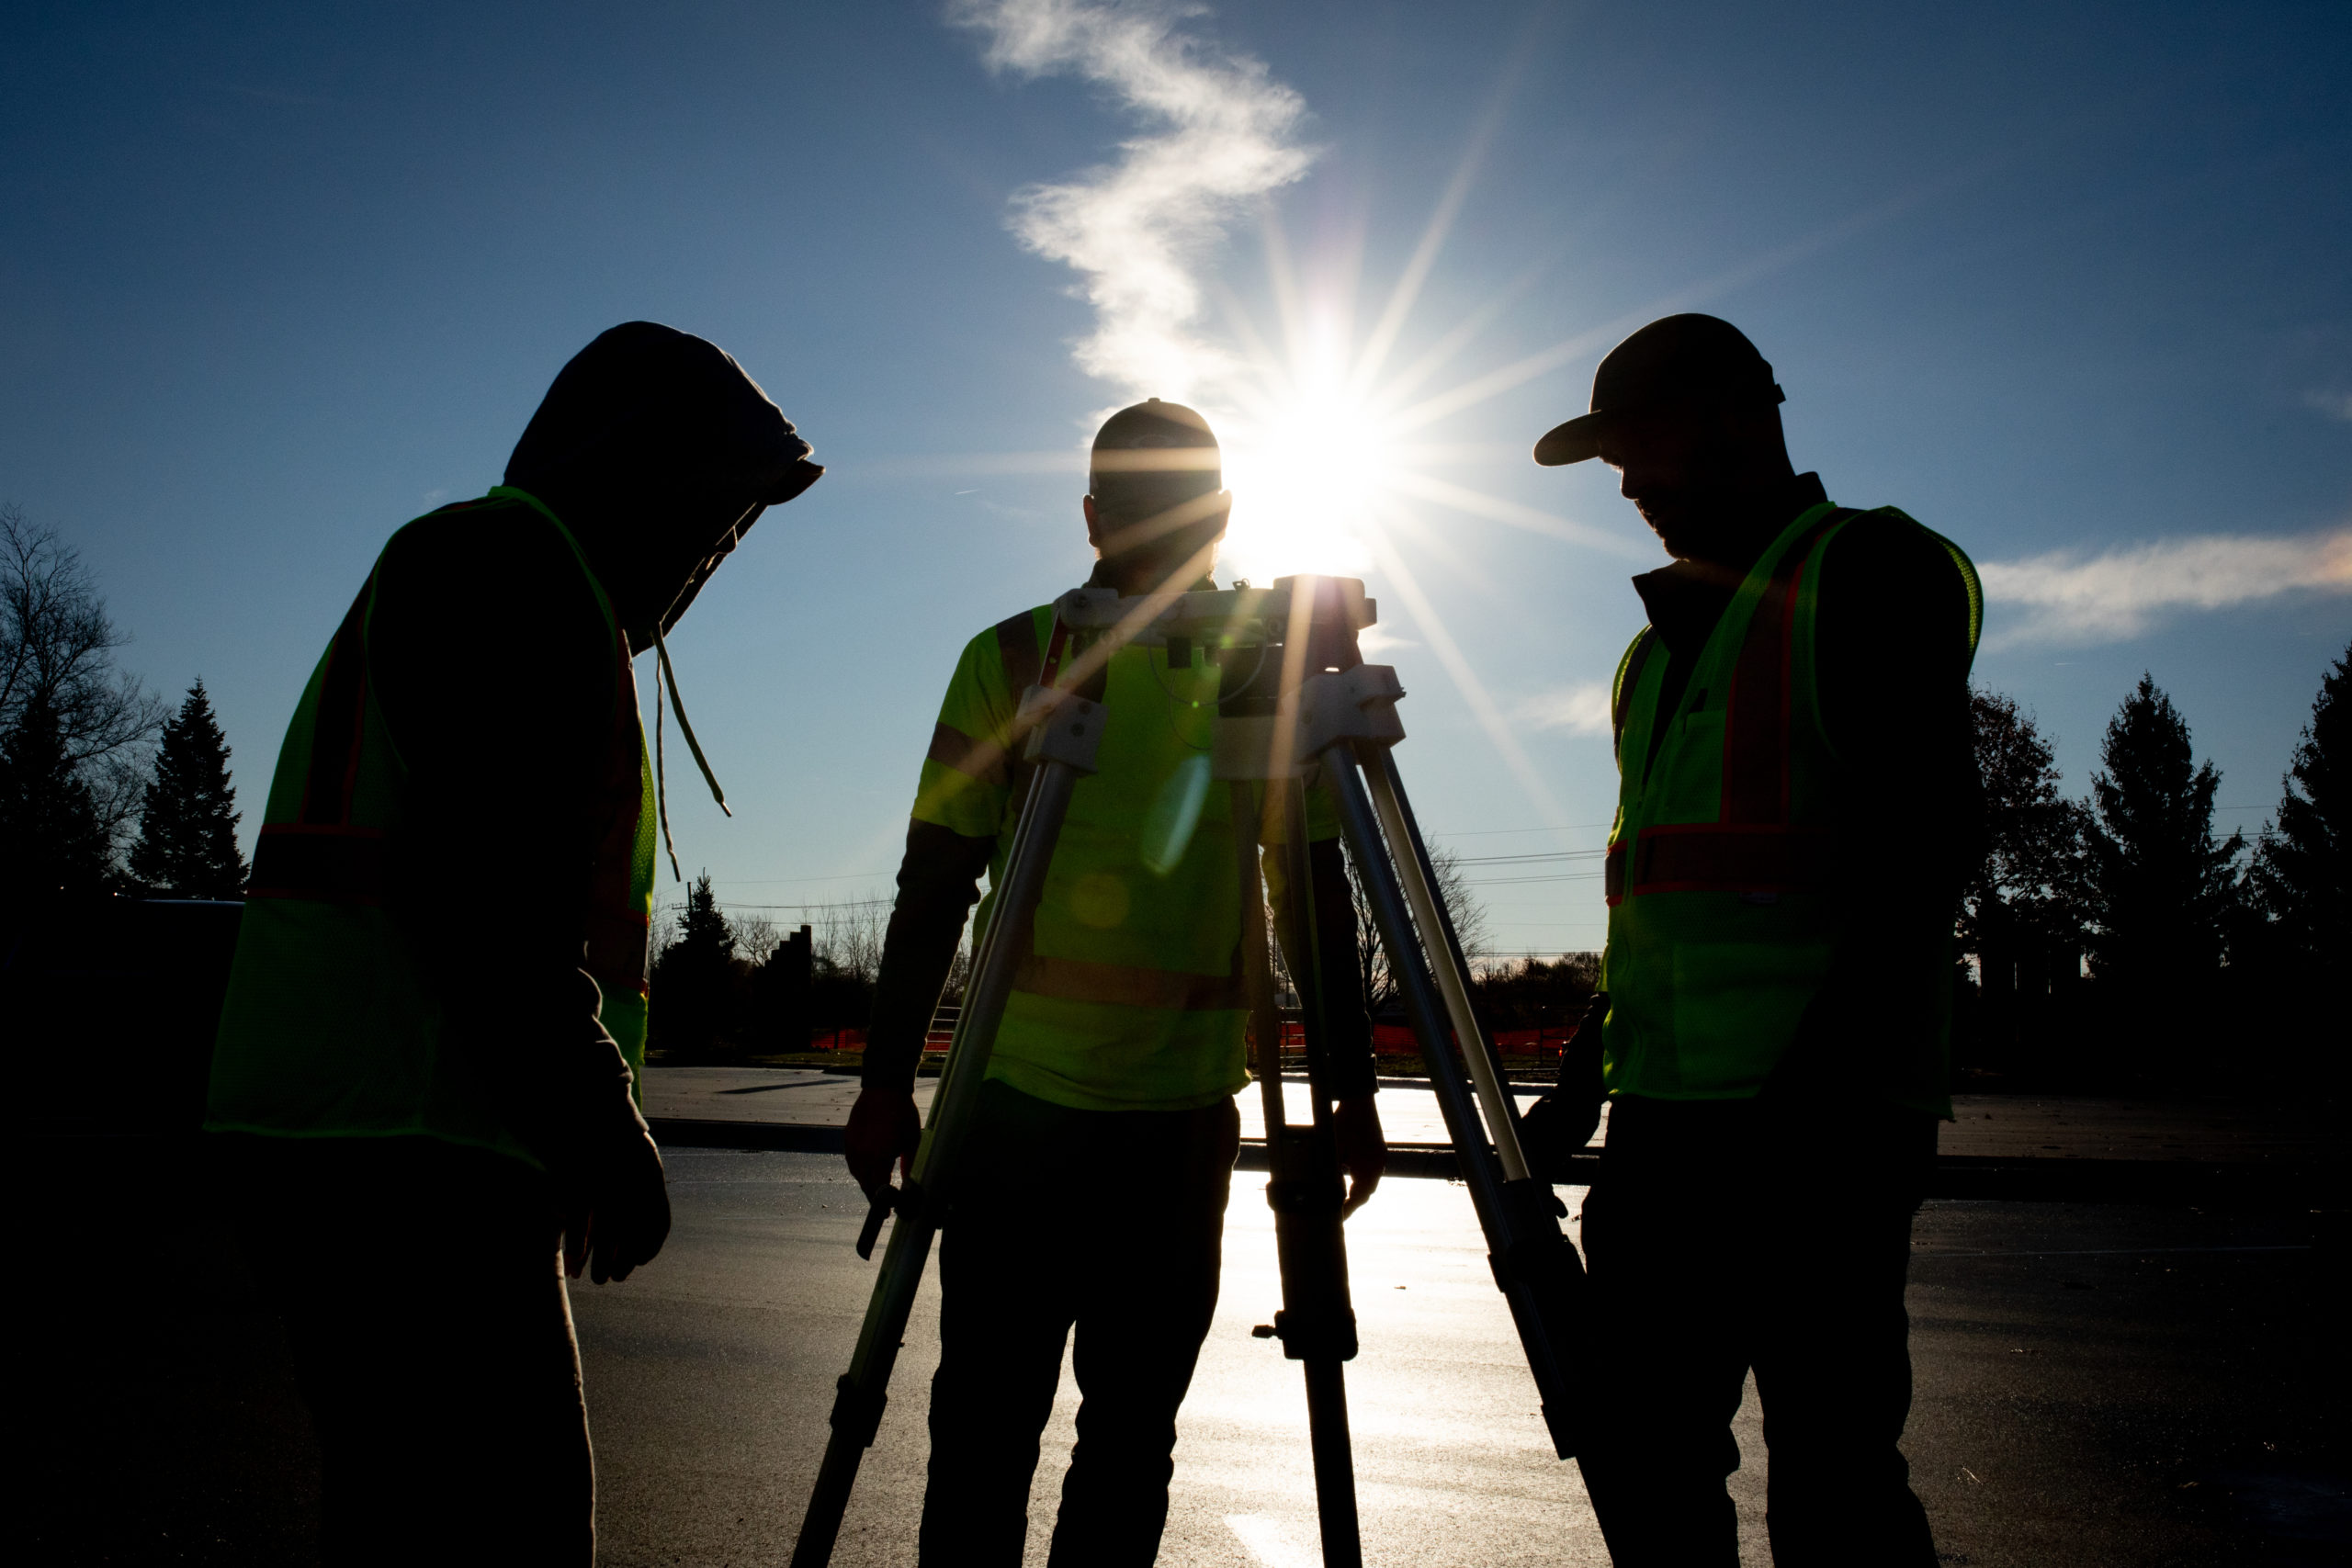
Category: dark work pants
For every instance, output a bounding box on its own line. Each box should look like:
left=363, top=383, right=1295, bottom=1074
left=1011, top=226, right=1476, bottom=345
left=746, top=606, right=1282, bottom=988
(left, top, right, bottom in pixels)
left=1574, top=1096, right=1939, bottom=1567
left=220, top=1135, right=593, bottom=1567
left=920, top=1080, right=1241, bottom=1568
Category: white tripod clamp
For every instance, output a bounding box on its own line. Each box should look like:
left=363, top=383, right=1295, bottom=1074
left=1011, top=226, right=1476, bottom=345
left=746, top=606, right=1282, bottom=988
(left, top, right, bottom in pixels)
left=1298, top=665, right=1408, bottom=757
left=1017, top=685, right=1107, bottom=774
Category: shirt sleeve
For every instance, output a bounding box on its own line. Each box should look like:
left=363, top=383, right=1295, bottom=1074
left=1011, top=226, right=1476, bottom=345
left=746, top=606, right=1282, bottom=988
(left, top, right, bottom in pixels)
left=911, top=625, right=1024, bottom=840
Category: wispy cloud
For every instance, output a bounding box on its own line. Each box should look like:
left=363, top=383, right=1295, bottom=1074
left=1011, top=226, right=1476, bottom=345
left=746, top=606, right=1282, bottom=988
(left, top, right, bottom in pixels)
left=2305, top=389, right=2352, bottom=423
left=950, top=0, right=1316, bottom=400
left=1977, top=526, right=2352, bottom=649
left=1518, top=680, right=1614, bottom=739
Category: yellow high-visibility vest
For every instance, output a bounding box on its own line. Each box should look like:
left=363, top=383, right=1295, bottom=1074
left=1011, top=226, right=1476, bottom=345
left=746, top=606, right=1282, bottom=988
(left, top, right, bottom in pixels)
left=912, top=595, right=1337, bottom=1112
left=207, top=488, right=656, bottom=1161
left=1600, top=502, right=1981, bottom=1115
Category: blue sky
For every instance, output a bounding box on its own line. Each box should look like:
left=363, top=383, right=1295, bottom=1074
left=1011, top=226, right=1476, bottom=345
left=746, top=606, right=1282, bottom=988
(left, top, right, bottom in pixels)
left=5, top=0, right=2346, bottom=953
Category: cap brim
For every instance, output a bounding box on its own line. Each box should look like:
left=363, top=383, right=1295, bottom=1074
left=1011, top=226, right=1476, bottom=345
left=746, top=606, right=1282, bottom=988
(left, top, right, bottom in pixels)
left=766, top=456, right=825, bottom=504
left=1532, top=412, right=1608, bottom=466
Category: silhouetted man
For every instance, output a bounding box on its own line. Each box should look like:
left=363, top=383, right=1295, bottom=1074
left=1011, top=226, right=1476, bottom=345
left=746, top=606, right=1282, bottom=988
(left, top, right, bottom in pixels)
left=208, top=322, right=821, bottom=1564
left=1521, top=314, right=1979, bottom=1565
left=847, top=399, right=1384, bottom=1567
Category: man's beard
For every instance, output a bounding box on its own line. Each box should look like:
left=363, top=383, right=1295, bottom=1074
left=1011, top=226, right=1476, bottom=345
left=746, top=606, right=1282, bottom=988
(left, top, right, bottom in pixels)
left=1636, top=487, right=1776, bottom=567
left=1635, top=489, right=1731, bottom=561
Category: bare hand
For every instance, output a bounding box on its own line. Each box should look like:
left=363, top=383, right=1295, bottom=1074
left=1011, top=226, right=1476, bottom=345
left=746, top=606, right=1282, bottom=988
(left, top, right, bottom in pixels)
left=1335, top=1095, right=1386, bottom=1218
left=847, top=1087, right=922, bottom=1195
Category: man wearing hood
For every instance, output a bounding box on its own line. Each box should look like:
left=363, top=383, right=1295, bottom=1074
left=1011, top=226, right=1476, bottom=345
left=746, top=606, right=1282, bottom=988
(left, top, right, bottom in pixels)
left=208, top=322, right=821, bottom=1564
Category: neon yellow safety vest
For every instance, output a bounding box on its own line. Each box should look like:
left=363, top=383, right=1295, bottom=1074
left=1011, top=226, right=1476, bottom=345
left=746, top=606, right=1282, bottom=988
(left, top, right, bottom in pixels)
left=913, top=597, right=1338, bottom=1112
left=206, top=489, right=658, bottom=1163
left=1599, top=503, right=1981, bottom=1115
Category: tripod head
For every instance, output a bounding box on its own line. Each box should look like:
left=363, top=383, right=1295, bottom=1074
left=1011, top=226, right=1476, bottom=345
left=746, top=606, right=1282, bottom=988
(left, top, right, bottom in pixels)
left=1048, top=574, right=1374, bottom=691
left=1045, top=574, right=1400, bottom=783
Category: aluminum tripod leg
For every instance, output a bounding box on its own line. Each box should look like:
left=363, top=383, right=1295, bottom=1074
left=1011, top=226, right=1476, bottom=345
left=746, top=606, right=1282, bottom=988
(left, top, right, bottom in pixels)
left=1312, top=739, right=1590, bottom=1460
left=790, top=691, right=1102, bottom=1568
left=1235, top=779, right=1363, bottom=1568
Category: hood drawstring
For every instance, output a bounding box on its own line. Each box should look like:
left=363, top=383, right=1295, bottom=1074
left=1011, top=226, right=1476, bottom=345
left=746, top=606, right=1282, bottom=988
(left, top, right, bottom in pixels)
left=650, top=628, right=731, bottom=884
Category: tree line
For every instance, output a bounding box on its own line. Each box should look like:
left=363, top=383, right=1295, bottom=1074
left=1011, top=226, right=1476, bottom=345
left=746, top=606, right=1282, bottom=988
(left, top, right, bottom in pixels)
left=1959, top=653, right=2346, bottom=1094
left=6, top=501, right=2342, bottom=1096
left=1, top=505, right=245, bottom=916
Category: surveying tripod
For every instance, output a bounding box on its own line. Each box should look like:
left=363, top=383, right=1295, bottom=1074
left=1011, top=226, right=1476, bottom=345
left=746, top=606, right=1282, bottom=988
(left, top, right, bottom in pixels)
left=788, top=577, right=1589, bottom=1568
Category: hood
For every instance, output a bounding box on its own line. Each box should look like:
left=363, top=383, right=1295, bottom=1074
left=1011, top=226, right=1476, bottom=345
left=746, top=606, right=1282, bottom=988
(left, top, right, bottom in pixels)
left=504, top=321, right=822, bottom=650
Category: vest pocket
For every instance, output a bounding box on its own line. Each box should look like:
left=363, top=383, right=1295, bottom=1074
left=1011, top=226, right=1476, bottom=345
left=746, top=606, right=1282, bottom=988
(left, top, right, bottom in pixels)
left=1655, top=709, right=1726, bottom=822
left=1667, top=938, right=1828, bottom=1094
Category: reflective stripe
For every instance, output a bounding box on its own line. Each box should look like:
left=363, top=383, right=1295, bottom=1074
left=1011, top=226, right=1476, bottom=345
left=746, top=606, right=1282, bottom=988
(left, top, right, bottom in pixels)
left=578, top=632, right=654, bottom=1055
left=995, top=609, right=1042, bottom=694
left=248, top=824, right=390, bottom=904
left=928, top=720, right=1007, bottom=786
left=1624, top=823, right=1832, bottom=897
left=1722, top=509, right=1851, bottom=823
left=1013, top=950, right=1248, bottom=1011
left=584, top=910, right=652, bottom=1000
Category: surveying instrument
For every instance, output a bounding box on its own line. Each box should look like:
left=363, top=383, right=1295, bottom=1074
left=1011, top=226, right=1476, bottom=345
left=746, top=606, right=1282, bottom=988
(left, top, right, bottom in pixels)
left=789, top=576, right=1590, bottom=1568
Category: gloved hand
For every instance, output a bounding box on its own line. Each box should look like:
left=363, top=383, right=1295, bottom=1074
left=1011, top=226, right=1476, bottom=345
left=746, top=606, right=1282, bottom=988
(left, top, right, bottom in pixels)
left=846, top=1086, right=922, bottom=1196
left=562, top=1119, right=672, bottom=1284
left=1518, top=990, right=1608, bottom=1181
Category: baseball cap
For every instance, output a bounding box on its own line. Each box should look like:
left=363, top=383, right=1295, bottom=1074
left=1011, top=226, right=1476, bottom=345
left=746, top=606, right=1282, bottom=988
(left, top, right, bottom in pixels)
left=1532, top=314, right=1785, bottom=466
left=1090, top=398, right=1222, bottom=519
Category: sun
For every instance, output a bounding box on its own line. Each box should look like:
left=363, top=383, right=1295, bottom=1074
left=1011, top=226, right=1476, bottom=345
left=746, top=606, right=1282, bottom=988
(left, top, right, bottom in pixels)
left=1217, top=380, right=1389, bottom=583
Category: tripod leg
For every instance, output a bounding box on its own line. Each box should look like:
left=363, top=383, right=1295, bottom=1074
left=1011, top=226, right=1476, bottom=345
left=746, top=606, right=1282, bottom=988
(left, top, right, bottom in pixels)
left=790, top=746, right=1091, bottom=1568
left=1304, top=1359, right=1363, bottom=1568
left=1313, top=742, right=1588, bottom=1461
left=1359, top=746, right=1532, bottom=1180
left=1233, top=779, right=1365, bottom=1567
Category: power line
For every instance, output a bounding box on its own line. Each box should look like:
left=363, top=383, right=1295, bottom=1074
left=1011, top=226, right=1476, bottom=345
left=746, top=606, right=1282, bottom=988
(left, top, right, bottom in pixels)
left=1450, top=849, right=1609, bottom=865
left=1426, top=821, right=1615, bottom=838
left=706, top=871, right=895, bottom=886
left=1463, top=872, right=1606, bottom=886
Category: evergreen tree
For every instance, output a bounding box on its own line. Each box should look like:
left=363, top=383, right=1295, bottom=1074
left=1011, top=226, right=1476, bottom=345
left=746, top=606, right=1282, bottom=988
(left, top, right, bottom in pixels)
left=650, top=872, right=741, bottom=1056
left=2082, top=675, right=2245, bottom=1077
left=1959, top=691, right=2091, bottom=1071
left=0, top=691, right=116, bottom=906
left=1962, top=690, right=2092, bottom=957
left=129, top=679, right=247, bottom=897
left=2250, top=643, right=2348, bottom=964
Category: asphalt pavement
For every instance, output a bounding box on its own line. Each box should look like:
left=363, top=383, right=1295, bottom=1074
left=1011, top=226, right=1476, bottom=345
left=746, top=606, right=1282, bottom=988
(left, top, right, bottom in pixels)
left=30, top=1121, right=2344, bottom=1566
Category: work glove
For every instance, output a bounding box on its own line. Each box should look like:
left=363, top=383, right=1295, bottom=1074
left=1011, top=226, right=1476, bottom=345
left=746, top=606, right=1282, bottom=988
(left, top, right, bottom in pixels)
left=560, top=1114, right=672, bottom=1285
left=846, top=1086, right=922, bottom=1196
left=1517, top=990, right=1608, bottom=1181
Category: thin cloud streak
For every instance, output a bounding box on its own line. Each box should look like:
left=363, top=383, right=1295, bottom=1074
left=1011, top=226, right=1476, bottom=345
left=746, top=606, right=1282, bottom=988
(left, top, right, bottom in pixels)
left=1518, top=680, right=1615, bottom=739
left=951, top=0, right=1317, bottom=400
left=1977, top=526, right=2352, bottom=649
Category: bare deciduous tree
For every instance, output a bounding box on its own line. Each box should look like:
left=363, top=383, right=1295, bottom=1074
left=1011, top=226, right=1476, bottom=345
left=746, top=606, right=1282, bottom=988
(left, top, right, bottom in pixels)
left=1, top=503, right=164, bottom=837
left=1343, top=840, right=1487, bottom=1018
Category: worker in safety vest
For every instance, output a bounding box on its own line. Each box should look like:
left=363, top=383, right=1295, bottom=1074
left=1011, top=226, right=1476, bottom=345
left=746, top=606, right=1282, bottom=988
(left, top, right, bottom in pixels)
left=1517, top=315, right=1980, bottom=1566
left=847, top=399, right=1386, bottom=1567
left=207, top=322, right=822, bottom=1564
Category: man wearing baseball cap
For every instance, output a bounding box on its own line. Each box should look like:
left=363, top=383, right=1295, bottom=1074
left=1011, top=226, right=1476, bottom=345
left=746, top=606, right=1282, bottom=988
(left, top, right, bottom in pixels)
left=847, top=399, right=1385, bottom=1565
left=1519, top=314, right=1982, bottom=1563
